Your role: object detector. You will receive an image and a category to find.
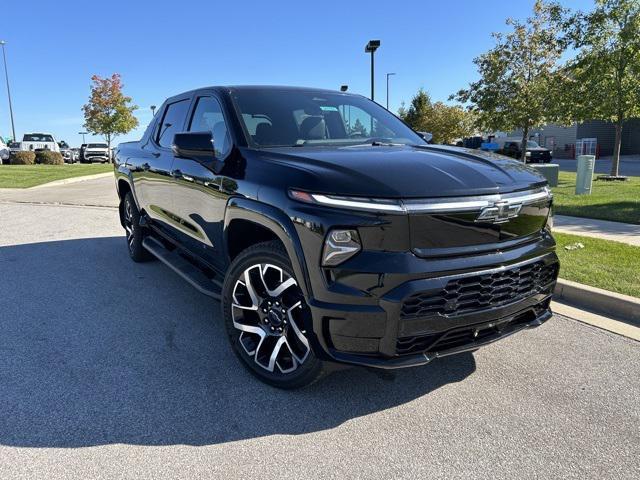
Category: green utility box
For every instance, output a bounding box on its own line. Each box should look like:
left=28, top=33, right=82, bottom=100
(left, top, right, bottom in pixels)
left=576, top=155, right=596, bottom=194
left=530, top=164, right=559, bottom=187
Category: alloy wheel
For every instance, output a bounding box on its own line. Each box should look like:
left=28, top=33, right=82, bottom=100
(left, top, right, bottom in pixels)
left=123, top=199, right=135, bottom=251
left=231, top=263, right=310, bottom=374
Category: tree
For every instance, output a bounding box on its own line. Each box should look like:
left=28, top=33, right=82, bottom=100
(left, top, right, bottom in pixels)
left=349, top=118, right=368, bottom=137
left=452, top=0, right=569, bottom=161
left=565, top=0, right=640, bottom=177
left=399, top=89, right=432, bottom=132
left=399, top=89, right=476, bottom=144
left=82, top=74, right=139, bottom=160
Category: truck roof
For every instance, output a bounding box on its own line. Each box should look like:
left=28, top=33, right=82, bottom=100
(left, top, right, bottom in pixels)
left=163, top=85, right=361, bottom=103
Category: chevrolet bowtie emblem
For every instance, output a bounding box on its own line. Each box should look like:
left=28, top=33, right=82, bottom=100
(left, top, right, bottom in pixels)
left=476, top=201, right=522, bottom=224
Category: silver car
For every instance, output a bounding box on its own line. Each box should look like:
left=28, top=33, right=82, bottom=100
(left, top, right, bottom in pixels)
left=0, top=138, right=10, bottom=164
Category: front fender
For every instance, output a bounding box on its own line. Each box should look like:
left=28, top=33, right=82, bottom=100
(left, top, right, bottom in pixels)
left=223, top=197, right=313, bottom=300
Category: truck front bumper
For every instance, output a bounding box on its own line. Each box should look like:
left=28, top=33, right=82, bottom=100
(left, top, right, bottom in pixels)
left=307, top=251, right=558, bottom=369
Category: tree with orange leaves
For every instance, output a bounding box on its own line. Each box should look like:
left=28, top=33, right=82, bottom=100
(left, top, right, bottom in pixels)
left=82, top=73, right=138, bottom=161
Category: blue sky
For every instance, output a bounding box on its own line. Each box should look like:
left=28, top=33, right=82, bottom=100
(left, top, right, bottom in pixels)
left=1, top=0, right=592, bottom=146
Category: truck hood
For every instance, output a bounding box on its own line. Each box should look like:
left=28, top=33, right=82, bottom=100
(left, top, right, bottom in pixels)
left=262, top=144, right=547, bottom=198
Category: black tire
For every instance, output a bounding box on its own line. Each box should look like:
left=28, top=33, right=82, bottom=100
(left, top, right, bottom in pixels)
left=222, top=241, right=324, bottom=389
left=122, top=192, right=153, bottom=262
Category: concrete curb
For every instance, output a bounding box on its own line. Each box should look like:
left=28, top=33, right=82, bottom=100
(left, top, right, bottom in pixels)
left=554, top=278, right=640, bottom=326
left=28, top=172, right=113, bottom=189
left=551, top=301, right=640, bottom=342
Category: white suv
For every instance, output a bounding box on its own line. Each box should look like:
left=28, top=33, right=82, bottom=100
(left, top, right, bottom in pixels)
left=83, top=143, right=110, bottom=163
left=20, top=133, right=60, bottom=153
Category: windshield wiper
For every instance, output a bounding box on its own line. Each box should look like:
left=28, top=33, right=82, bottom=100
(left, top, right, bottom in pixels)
left=289, top=139, right=405, bottom=147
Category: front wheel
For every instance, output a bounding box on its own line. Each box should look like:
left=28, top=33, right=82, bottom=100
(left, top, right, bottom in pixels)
left=122, top=192, right=153, bottom=262
left=222, top=241, right=324, bottom=389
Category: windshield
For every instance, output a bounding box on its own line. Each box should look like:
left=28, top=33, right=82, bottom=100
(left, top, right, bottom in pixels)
left=527, top=141, right=541, bottom=148
left=87, top=143, right=108, bottom=148
left=23, top=134, right=54, bottom=142
left=232, top=89, right=425, bottom=148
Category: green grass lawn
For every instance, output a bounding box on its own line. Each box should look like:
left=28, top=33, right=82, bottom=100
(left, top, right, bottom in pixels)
left=0, top=164, right=113, bottom=188
left=554, top=232, right=640, bottom=298
left=552, top=172, right=640, bottom=225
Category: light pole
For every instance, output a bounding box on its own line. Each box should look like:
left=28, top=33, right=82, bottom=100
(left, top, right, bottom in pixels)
left=78, top=131, right=88, bottom=144
left=386, top=73, right=396, bottom=110
left=0, top=41, right=16, bottom=141
left=150, top=105, right=156, bottom=116
left=365, top=40, right=380, bottom=101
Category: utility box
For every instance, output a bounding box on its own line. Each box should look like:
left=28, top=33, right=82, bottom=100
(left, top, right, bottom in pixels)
left=530, top=164, right=559, bottom=187
left=576, top=155, right=596, bottom=194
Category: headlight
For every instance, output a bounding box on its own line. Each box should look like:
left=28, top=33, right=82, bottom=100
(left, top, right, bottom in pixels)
left=289, top=189, right=404, bottom=212
left=322, top=229, right=361, bottom=266
left=525, top=151, right=531, bottom=157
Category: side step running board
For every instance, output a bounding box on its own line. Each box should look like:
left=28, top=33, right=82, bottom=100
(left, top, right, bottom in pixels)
left=142, top=236, right=222, bottom=300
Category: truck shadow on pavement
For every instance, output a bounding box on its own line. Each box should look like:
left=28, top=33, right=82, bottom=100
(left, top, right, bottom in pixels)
left=0, top=237, right=476, bottom=448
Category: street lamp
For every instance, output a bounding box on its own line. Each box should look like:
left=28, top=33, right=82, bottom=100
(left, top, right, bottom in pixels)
left=78, top=131, right=88, bottom=144
left=386, top=73, right=396, bottom=110
left=340, top=85, right=348, bottom=92
left=0, top=40, right=16, bottom=141
left=150, top=105, right=157, bottom=116
left=365, top=40, right=380, bottom=101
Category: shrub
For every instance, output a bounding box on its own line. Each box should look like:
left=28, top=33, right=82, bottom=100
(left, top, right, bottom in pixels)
left=10, top=151, right=36, bottom=165
left=35, top=150, right=64, bottom=165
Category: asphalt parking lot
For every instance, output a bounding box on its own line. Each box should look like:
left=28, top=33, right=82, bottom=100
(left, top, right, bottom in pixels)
left=0, top=183, right=639, bottom=479
left=556, top=155, right=640, bottom=176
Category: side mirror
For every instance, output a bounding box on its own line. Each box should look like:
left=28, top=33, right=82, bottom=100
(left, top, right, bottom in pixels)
left=172, top=131, right=224, bottom=172
left=418, top=131, right=433, bottom=143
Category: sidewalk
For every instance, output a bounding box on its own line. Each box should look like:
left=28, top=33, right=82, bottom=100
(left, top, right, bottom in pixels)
left=554, top=215, right=640, bottom=246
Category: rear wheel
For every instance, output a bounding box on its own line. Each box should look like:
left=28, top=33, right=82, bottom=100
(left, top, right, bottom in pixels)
left=122, top=192, right=153, bottom=262
left=222, top=241, right=323, bottom=389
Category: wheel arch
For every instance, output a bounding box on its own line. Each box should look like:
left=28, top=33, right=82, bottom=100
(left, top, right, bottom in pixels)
left=224, top=197, right=312, bottom=299
left=115, top=175, right=144, bottom=228
left=116, top=177, right=132, bottom=227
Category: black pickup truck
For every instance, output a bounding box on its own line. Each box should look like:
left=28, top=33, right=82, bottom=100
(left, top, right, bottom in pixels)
left=114, top=86, right=558, bottom=388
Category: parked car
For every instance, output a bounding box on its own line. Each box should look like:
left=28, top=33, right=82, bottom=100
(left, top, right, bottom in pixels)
left=58, top=141, right=75, bottom=164
left=7, top=141, right=21, bottom=162
left=83, top=142, right=110, bottom=163
left=78, top=144, right=87, bottom=162
left=462, top=136, right=484, bottom=149
left=70, top=148, right=80, bottom=162
left=20, top=133, right=60, bottom=153
left=115, top=86, right=558, bottom=388
left=0, top=138, right=9, bottom=164
left=498, top=139, right=552, bottom=163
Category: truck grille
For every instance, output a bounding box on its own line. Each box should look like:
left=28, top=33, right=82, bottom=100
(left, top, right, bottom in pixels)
left=400, top=261, right=558, bottom=320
